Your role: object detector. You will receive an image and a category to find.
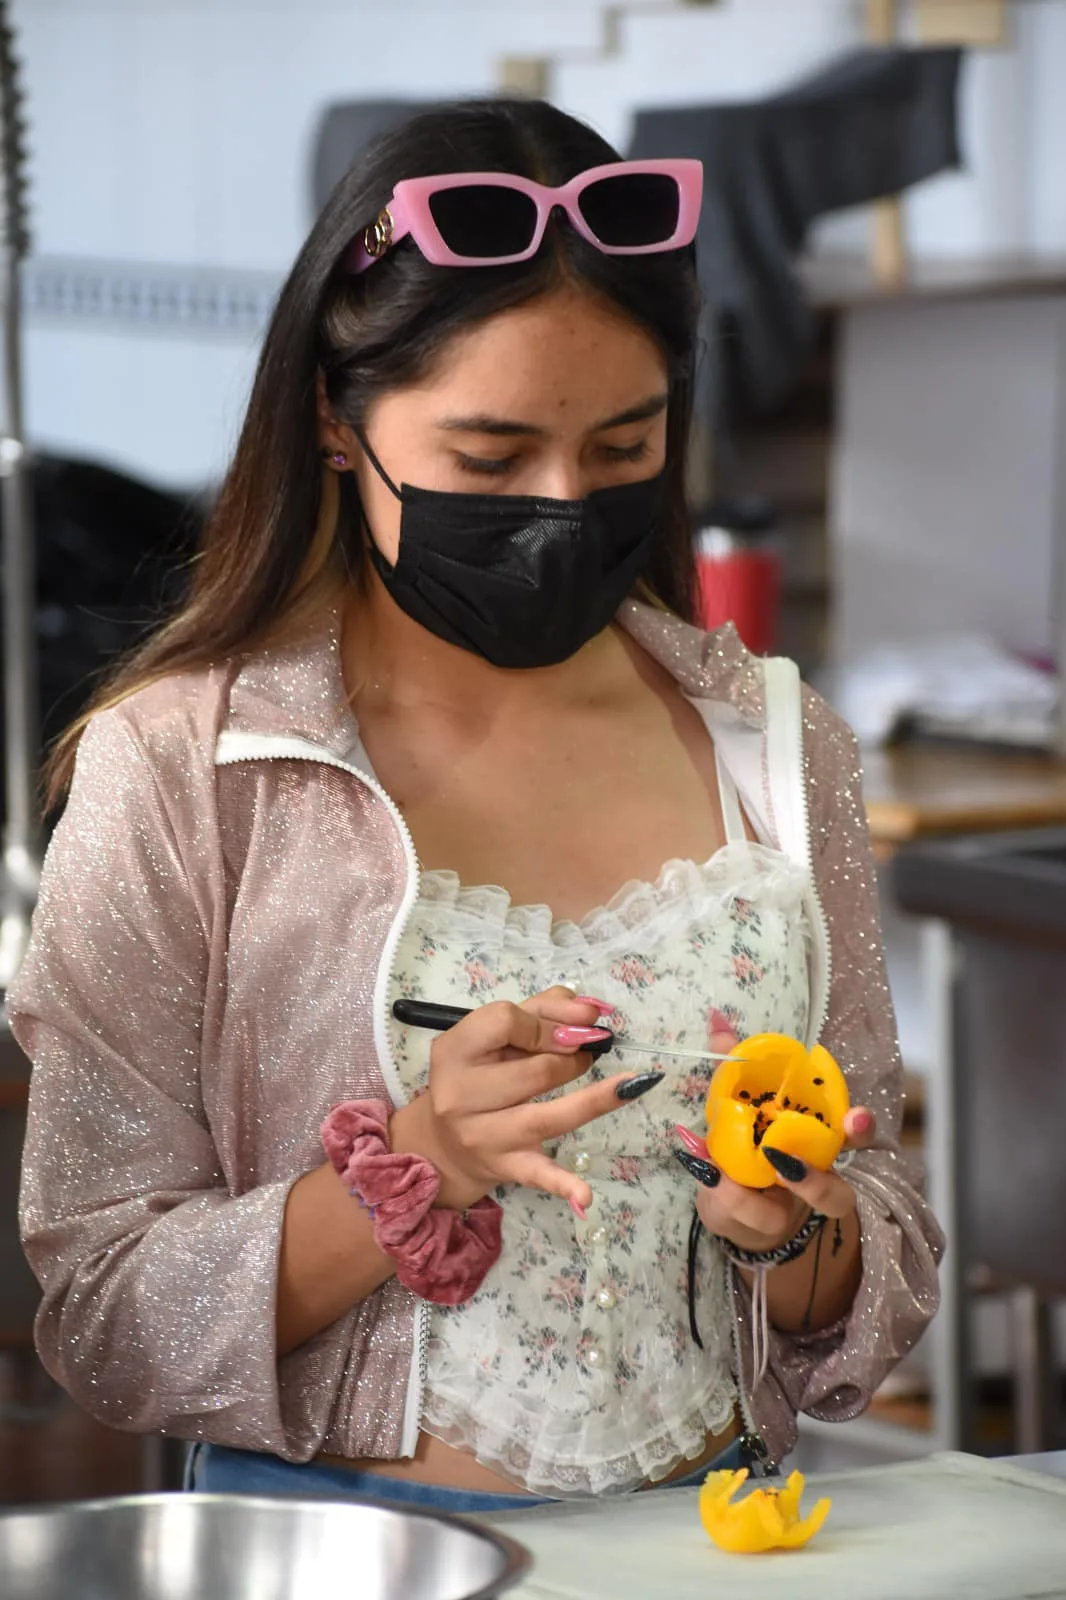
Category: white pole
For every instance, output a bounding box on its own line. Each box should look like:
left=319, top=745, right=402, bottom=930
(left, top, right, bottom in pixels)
left=0, top=4, right=39, bottom=991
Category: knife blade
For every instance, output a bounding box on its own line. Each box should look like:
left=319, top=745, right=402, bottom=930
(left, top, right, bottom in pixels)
left=605, top=1037, right=743, bottom=1064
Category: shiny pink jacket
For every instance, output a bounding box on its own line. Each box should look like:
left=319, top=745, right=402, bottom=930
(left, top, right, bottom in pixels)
left=10, top=602, right=942, bottom=1466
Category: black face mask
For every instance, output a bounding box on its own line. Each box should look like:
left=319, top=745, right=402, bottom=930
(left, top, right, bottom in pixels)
left=357, top=433, right=664, bottom=670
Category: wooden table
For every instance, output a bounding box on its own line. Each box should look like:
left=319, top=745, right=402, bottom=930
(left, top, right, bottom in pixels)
left=801, top=252, right=1066, bottom=314
left=862, top=741, right=1066, bottom=852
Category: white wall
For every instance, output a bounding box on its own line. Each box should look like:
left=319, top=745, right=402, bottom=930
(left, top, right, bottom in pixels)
left=13, top=0, right=1066, bottom=487
left=831, top=293, right=1066, bottom=662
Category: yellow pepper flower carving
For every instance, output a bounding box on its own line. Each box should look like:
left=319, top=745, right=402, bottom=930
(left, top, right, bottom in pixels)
left=699, top=1468, right=831, bottom=1554
left=705, top=1033, right=850, bottom=1189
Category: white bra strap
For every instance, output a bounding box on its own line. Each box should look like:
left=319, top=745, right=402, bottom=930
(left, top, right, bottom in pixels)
left=715, top=748, right=747, bottom=845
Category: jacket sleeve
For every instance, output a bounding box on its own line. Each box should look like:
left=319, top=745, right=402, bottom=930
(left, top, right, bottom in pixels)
left=746, top=688, right=944, bottom=1425
left=9, top=708, right=302, bottom=1450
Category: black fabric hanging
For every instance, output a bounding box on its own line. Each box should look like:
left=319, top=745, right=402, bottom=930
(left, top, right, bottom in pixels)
left=311, top=99, right=438, bottom=218
left=0, top=455, right=204, bottom=817
left=629, top=47, right=963, bottom=424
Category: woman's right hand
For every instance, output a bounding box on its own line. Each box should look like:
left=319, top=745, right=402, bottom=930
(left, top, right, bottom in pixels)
left=390, top=987, right=643, bottom=1213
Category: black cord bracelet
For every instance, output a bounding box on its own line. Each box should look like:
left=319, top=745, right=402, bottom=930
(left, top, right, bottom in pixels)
left=688, top=1209, right=840, bottom=1351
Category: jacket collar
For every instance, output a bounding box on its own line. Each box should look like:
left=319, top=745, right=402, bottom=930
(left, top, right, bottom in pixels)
left=223, top=599, right=766, bottom=757
left=618, top=600, right=766, bottom=723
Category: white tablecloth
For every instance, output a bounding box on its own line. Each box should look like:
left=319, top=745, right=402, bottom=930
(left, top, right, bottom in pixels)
left=486, top=1452, right=1066, bottom=1600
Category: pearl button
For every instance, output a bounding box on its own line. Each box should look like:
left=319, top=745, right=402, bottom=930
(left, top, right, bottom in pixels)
left=595, top=1288, right=617, bottom=1311
left=573, top=1151, right=591, bottom=1174
left=588, top=1225, right=608, bottom=1245
left=585, top=1346, right=604, bottom=1369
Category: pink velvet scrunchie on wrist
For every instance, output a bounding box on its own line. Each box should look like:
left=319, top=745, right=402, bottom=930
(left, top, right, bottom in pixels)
left=320, top=1100, right=502, bottom=1305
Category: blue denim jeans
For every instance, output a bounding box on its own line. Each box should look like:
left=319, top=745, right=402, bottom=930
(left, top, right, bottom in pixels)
left=185, top=1432, right=764, bottom=1515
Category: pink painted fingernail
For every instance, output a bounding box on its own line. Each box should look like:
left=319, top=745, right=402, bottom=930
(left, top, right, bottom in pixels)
left=710, top=1009, right=734, bottom=1034
left=852, top=1109, right=873, bottom=1135
left=569, top=1197, right=588, bottom=1221
left=575, top=995, right=615, bottom=1014
left=675, top=1124, right=708, bottom=1158
left=554, top=1025, right=613, bottom=1047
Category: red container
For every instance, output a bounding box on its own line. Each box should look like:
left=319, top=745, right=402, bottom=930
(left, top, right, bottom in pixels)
left=695, top=527, right=781, bottom=657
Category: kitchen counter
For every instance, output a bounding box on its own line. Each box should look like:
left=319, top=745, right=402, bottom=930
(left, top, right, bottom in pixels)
left=489, top=1451, right=1066, bottom=1600
left=864, top=742, right=1066, bottom=1455
left=1010, top=1450, right=1066, bottom=1479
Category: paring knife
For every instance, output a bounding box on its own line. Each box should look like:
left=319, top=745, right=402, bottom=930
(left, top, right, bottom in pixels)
left=390, top=998, right=744, bottom=1063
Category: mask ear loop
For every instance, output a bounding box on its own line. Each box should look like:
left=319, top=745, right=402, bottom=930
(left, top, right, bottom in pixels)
left=351, top=427, right=409, bottom=586
left=353, top=427, right=404, bottom=500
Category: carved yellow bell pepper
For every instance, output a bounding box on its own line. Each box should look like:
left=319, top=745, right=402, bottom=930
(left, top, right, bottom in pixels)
left=705, top=1033, right=850, bottom=1189
left=699, top=1468, right=831, bottom=1554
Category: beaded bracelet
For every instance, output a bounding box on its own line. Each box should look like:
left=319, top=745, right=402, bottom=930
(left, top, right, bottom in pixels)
left=720, top=1209, right=827, bottom=1270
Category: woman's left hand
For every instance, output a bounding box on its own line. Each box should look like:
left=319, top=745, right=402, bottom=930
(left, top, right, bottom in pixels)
left=678, top=1021, right=877, bottom=1254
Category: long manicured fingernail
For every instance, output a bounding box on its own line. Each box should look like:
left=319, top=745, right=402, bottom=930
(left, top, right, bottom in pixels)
left=615, top=1071, right=664, bottom=1102
left=575, top=995, right=615, bottom=1014
left=554, top=1025, right=613, bottom=1047
left=851, top=1109, right=873, bottom=1136
left=710, top=1009, right=734, bottom=1033
left=763, top=1146, right=807, bottom=1183
left=675, top=1124, right=708, bottom=1158
left=674, top=1149, right=721, bottom=1187
left=569, top=1196, right=588, bottom=1221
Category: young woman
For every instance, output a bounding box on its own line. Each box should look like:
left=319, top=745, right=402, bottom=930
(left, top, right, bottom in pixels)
left=11, top=99, right=941, bottom=1512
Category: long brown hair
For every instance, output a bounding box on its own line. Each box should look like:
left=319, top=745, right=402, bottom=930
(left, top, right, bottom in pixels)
left=45, top=98, right=702, bottom=809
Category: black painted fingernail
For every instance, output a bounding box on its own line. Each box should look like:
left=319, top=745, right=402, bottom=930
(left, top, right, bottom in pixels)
left=763, top=1146, right=807, bottom=1183
left=674, top=1149, right=721, bottom=1187
left=615, top=1071, right=664, bottom=1102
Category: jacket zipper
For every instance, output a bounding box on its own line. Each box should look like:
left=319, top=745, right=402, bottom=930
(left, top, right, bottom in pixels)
left=215, top=730, right=428, bottom=1454
left=729, top=1269, right=759, bottom=1435
left=725, top=659, right=833, bottom=1468
left=793, top=758, right=833, bottom=1050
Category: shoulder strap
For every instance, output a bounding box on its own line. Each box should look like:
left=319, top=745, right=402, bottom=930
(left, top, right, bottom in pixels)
left=760, top=655, right=811, bottom=877
left=714, top=747, right=747, bottom=844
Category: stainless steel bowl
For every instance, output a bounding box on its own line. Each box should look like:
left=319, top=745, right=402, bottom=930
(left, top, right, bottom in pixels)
left=0, top=1492, right=532, bottom=1600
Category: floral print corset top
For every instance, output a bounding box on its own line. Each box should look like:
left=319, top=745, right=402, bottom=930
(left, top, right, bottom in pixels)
left=386, top=807, right=813, bottom=1497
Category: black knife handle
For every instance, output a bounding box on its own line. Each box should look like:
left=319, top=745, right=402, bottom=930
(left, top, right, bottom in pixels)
left=391, top=999, right=471, bottom=1032
left=391, top=997, right=615, bottom=1057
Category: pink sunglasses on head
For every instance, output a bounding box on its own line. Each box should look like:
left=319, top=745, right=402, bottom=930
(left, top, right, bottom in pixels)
left=348, top=158, right=703, bottom=273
